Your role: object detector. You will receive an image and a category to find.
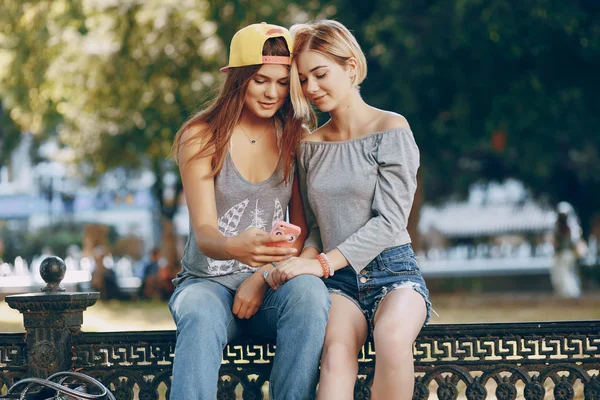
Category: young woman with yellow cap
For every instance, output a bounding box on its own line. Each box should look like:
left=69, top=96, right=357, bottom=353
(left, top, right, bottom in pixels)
left=169, top=23, right=329, bottom=399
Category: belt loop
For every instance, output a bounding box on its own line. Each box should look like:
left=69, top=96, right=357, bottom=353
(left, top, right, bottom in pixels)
left=375, top=253, right=383, bottom=270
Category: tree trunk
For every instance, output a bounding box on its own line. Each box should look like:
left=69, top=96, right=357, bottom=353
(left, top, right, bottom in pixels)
left=151, top=159, right=184, bottom=299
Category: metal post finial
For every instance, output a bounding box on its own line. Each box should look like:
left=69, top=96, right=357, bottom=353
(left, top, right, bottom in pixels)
left=39, top=256, right=66, bottom=292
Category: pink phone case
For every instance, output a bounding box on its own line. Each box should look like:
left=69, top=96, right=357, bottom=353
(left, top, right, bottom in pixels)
left=267, top=220, right=302, bottom=248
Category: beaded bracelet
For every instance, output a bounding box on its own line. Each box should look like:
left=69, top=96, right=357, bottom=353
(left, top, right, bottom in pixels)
left=316, top=253, right=333, bottom=278
left=319, top=252, right=334, bottom=277
left=316, top=254, right=329, bottom=278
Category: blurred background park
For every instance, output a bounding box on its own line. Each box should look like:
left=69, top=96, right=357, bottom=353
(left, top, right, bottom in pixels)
left=1, top=0, right=599, bottom=331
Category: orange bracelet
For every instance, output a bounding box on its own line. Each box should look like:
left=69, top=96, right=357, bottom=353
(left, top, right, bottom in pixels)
left=319, top=252, right=334, bottom=276
left=316, top=254, right=330, bottom=279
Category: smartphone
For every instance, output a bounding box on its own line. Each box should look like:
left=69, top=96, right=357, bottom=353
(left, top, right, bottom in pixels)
left=266, top=220, right=301, bottom=248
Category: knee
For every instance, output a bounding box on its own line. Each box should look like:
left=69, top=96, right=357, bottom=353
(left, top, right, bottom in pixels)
left=373, top=320, right=416, bottom=361
left=172, top=291, right=229, bottom=335
left=177, top=304, right=218, bottom=328
left=321, top=340, right=359, bottom=374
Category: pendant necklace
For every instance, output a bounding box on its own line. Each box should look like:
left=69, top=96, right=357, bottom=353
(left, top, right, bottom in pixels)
left=239, top=122, right=271, bottom=145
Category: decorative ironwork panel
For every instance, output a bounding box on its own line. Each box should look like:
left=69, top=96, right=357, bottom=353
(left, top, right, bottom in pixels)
left=75, top=331, right=176, bottom=369
left=0, top=333, right=27, bottom=394
left=69, top=321, right=600, bottom=399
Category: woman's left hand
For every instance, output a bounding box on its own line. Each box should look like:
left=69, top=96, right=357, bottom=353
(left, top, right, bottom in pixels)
left=268, top=257, right=323, bottom=290
left=233, top=272, right=268, bottom=319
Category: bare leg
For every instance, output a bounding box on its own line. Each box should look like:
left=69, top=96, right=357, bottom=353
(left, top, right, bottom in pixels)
left=316, top=294, right=368, bottom=400
left=371, top=288, right=426, bottom=400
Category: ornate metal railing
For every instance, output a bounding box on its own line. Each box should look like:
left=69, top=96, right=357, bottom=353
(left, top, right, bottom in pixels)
left=1, top=257, right=599, bottom=399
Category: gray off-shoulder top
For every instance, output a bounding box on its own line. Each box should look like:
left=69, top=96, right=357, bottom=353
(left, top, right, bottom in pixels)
left=298, top=127, right=420, bottom=273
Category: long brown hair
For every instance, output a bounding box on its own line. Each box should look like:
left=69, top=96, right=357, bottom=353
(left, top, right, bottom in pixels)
left=171, top=37, right=313, bottom=183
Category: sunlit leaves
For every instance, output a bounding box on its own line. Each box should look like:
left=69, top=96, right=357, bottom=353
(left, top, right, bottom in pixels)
left=1, top=0, right=228, bottom=180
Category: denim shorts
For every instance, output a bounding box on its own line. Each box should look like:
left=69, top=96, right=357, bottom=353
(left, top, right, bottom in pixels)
left=324, top=244, right=431, bottom=335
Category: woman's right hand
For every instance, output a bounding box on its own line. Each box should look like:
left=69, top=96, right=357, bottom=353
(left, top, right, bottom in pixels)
left=226, top=227, right=297, bottom=267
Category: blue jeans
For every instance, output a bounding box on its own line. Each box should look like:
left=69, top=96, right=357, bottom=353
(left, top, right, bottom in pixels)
left=169, top=275, right=330, bottom=400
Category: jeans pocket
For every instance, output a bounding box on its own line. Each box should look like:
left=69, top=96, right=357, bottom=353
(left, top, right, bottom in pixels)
left=378, top=255, right=420, bottom=276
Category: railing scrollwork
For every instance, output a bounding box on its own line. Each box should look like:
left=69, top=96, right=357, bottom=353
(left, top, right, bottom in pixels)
left=1, top=257, right=599, bottom=399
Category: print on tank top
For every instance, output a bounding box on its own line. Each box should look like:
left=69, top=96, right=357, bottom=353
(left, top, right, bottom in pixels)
left=207, top=198, right=285, bottom=275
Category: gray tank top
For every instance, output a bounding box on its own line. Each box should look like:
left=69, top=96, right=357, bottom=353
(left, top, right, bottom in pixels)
left=174, top=150, right=293, bottom=291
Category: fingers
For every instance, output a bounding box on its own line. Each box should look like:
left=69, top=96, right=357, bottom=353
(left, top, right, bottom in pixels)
left=268, top=269, right=280, bottom=289
left=269, top=268, right=288, bottom=289
left=254, top=234, right=297, bottom=247
left=252, top=246, right=297, bottom=258
left=246, top=252, right=298, bottom=267
left=266, top=233, right=297, bottom=243
left=233, top=299, right=259, bottom=319
left=232, top=298, right=242, bottom=316
left=245, top=227, right=269, bottom=236
left=264, top=258, right=315, bottom=289
left=245, top=228, right=294, bottom=243
left=265, top=269, right=278, bottom=290
left=260, top=246, right=298, bottom=256
left=240, top=305, right=256, bottom=319
left=246, top=256, right=290, bottom=268
left=257, top=253, right=297, bottom=262
left=270, top=258, right=317, bottom=284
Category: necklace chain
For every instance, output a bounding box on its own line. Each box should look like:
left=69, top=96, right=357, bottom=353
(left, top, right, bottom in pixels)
left=238, top=122, right=271, bottom=145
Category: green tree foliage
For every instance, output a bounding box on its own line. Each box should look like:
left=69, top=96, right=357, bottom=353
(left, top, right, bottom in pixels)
left=1, top=0, right=599, bottom=233
left=0, top=0, right=225, bottom=228
left=0, top=0, right=230, bottom=266
left=0, top=102, right=21, bottom=166
left=0, top=0, right=326, bottom=217
left=329, top=0, right=600, bottom=230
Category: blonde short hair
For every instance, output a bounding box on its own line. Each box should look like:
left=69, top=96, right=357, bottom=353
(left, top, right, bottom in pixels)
left=290, top=20, right=367, bottom=120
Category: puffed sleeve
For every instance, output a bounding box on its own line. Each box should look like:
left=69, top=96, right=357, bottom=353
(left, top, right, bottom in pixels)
left=337, top=129, right=419, bottom=272
left=297, top=146, right=323, bottom=252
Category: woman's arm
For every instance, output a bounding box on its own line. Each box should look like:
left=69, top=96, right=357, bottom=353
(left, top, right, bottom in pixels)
left=179, top=123, right=296, bottom=267
left=288, top=169, right=308, bottom=254
left=297, top=147, right=323, bottom=253
left=335, top=116, right=418, bottom=272
left=178, top=123, right=228, bottom=258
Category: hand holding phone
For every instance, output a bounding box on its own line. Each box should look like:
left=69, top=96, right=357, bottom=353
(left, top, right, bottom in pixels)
left=266, top=220, right=301, bottom=248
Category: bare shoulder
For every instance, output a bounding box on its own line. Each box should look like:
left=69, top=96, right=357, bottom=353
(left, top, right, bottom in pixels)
left=301, top=126, right=326, bottom=142
left=177, top=121, right=215, bottom=165
left=375, top=111, right=411, bottom=132
left=180, top=121, right=212, bottom=144
left=303, top=119, right=336, bottom=142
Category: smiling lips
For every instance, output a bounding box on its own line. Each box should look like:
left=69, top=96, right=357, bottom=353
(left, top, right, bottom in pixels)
left=259, top=101, right=278, bottom=109
left=312, top=94, right=327, bottom=102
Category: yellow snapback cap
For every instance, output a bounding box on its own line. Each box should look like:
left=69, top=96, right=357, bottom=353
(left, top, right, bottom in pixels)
left=220, top=22, right=293, bottom=72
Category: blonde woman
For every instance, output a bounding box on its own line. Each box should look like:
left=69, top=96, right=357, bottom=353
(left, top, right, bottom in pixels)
left=269, top=20, right=432, bottom=400
left=169, top=23, right=329, bottom=400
